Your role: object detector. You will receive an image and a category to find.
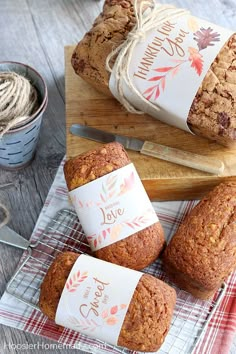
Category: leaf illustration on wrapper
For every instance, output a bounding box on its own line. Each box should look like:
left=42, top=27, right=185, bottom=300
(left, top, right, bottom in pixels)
left=143, top=86, right=156, bottom=95
left=143, top=85, right=156, bottom=101
left=68, top=316, right=100, bottom=332
left=144, top=61, right=187, bottom=101
left=119, top=172, right=135, bottom=195
left=105, top=316, right=119, bottom=326
left=101, top=304, right=127, bottom=325
left=87, top=234, right=96, bottom=240
left=102, top=229, right=107, bottom=239
left=126, top=222, right=135, bottom=229
left=155, top=86, right=160, bottom=100
left=144, top=83, right=162, bottom=101
left=188, top=47, right=204, bottom=76
left=100, top=193, right=106, bottom=203
left=108, top=191, right=115, bottom=198
left=103, top=228, right=110, bottom=239
left=66, top=271, right=88, bottom=292
left=102, top=183, right=106, bottom=195
left=154, top=66, right=173, bottom=72
left=110, top=306, right=118, bottom=315
left=124, top=210, right=155, bottom=230
left=193, top=27, right=220, bottom=50
left=148, top=75, right=164, bottom=82
left=102, top=309, right=109, bottom=319
left=100, top=174, right=118, bottom=200
left=107, top=175, right=117, bottom=198
left=125, top=172, right=135, bottom=189
left=106, top=174, right=118, bottom=191
left=146, top=91, right=155, bottom=100
left=73, top=271, right=80, bottom=282
left=89, top=227, right=112, bottom=250
left=171, top=66, right=180, bottom=77
left=160, top=77, right=166, bottom=91
left=171, top=59, right=187, bottom=64
left=110, top=224, right=122, bottom=241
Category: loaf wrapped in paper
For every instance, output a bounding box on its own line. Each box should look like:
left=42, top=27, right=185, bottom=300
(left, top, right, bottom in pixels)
left=64, top=142, right=165, bottom=270
left=71, top=0, right=236, bottom=147
left=39, top=252, right=176, bottom=352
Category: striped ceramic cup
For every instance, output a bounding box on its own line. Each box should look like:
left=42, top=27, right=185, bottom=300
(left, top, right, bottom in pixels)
left=0, top=62, right=48, bottom=170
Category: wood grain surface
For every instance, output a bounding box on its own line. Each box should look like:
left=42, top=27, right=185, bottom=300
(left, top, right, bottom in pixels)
left=66, top=46, right=236, bottom=201
left=0, top=0, right=235, bottom=353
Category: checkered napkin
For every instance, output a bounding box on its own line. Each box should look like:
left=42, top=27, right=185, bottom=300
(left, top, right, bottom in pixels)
left=0, top=159, right=235, bottom=354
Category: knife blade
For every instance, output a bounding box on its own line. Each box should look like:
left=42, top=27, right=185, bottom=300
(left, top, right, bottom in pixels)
left=70, top=124, right=224, bottom=175
left=0, top=225, right=29, bottom=250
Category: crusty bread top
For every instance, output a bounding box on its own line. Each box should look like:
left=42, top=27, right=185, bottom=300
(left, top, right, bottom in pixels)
left=64, top=142, right=130, bottom=191
left=71, top=0, right=137, bottom=96
left=163, top=182, right=236, bottom=290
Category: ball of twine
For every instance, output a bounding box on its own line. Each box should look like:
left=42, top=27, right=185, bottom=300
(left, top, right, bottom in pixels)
left=0, top=71, right=38, bottom=137
left=0, top=202, right=10, bottom=229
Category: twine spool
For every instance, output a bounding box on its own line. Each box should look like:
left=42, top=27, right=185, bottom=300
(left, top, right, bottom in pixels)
left=0, top=71, right=38, bottom=137
left=0, top=202, right=10, bottom=229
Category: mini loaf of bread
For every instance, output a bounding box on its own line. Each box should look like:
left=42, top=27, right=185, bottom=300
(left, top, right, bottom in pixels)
left=163, top=182, right=236, bottom=300
left=71, top=0, right=236, bottom=147
left=64, top=142, right=165, bottom=270
left=39, top=252, right=176, bottom=352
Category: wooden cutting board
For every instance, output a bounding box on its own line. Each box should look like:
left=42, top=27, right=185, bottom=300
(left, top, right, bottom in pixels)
left=65, top=45, right=236, bottom=201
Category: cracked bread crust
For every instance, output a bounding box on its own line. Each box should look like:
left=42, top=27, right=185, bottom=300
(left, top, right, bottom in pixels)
left=64, top=142, right=165, bottom=270
left=163, top=182, right=236, bottom=299
left=188, top=34, right=236, bottom=147
left=71, top=0, right=138, bottom=96
left=71, top=0, right=236, bottom=147
left=39, top=252, right=176, bottom=352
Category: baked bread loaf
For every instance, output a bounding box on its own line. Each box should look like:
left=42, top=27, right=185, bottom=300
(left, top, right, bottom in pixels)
left=163, top=182, right=236, bottom=300
left=71, top=0, right=236, bottom=147
left=64, top=142, right=165, bottom=270
left=39, top=252, right=176, bottom=352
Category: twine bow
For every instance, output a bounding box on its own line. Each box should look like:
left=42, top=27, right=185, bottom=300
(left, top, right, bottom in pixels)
left=106, top=0, right=189, bottom=114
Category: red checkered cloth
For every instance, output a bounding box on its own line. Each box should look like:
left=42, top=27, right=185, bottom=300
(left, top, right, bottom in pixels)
left=0, top=159, right=235, bottom=354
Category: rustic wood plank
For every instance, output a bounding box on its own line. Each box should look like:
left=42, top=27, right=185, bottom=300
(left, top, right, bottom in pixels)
left=65, top=45, right=236, bottom=201
left=0, top=0, right=235, bottom=353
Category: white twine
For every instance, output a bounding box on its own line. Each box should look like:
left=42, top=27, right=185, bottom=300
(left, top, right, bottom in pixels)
left=0, top=72, right=38, bottom=137
left=106, top=0, right=189, bottom=114
left=0, top=202, right=10, bottom=229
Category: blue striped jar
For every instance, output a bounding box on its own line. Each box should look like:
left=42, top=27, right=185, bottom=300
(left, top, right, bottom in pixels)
left=0, top=62, right=48, bottom=170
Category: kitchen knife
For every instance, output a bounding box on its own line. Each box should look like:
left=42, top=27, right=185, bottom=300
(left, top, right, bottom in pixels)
left=70, top=124, right=224, bottom=175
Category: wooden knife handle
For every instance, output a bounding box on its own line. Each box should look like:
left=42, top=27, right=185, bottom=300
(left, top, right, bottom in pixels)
left=140, top=141, right=224, bottom=175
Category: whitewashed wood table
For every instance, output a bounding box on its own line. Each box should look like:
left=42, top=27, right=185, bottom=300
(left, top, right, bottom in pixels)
left=0, top=1, right=235, bottom=353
